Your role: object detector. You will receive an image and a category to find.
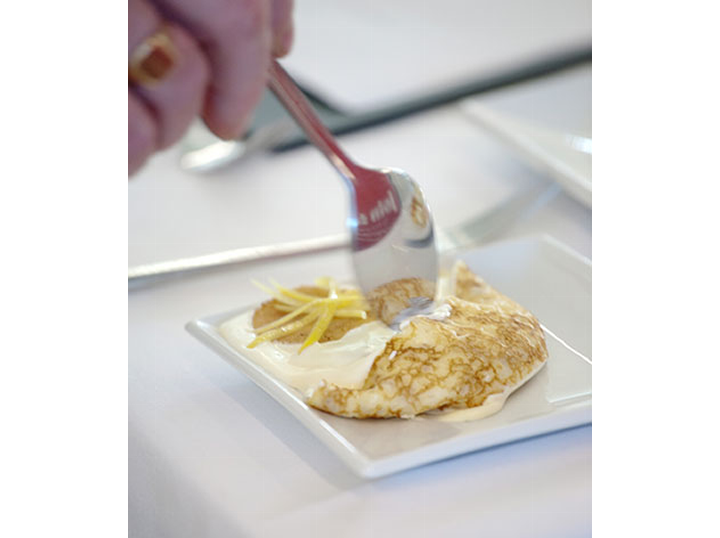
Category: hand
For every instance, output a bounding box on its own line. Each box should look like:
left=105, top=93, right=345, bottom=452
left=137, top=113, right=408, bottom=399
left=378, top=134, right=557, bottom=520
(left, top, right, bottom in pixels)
left=128, top=0, right=294, bottom=175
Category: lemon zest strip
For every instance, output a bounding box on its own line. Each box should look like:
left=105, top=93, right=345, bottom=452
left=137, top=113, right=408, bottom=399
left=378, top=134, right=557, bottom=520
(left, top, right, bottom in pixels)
left=271, top=305, right=367, bottom=319
left=268, top=279, right=321, bottom=303
left=250, top=277, right=370, bottom=352
left=254, top=301, right=317, bottom=335
left=248, top=308, right=321, bottom=348
left=300, top=303, right=339, bottom=352
left=251, top=280, right=303, bottom=307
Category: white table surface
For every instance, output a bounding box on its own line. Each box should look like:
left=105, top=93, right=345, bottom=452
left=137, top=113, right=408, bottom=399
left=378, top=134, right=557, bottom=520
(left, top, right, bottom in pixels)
left=283, top=0, right=591, bottom=112
left=129, top=64, right=592, bottom=537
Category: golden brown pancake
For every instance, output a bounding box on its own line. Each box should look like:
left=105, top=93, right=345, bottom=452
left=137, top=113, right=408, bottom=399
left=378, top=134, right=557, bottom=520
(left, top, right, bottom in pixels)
left=305, top=262, right=548, bottom=418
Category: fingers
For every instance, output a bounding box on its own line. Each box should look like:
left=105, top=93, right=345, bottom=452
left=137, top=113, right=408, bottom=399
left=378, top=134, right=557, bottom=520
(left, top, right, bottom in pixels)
left=152, top=0, right=273, bottom=140
left=128, top=0, right=209, bottom=174
left=128, top=0, right=295, bottom=174
left=132, top=24, right=210, bottom=150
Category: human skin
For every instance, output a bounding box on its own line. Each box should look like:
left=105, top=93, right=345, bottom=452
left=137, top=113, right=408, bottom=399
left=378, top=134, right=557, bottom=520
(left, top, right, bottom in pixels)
left=128, top=0, right=293, bottom=175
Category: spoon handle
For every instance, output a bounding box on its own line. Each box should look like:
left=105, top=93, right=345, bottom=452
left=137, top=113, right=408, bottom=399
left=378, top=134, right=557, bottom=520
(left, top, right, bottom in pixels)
left=267, top=60, right=358, bottom=181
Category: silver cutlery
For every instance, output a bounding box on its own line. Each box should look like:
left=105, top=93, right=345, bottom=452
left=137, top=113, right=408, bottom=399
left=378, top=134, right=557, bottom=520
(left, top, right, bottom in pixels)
left=267, top=60, right=438, bottom=319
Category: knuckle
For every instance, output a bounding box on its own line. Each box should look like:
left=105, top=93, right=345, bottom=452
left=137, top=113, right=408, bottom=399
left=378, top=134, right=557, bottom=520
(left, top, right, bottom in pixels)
left=171, top=26, right=210, bottom=90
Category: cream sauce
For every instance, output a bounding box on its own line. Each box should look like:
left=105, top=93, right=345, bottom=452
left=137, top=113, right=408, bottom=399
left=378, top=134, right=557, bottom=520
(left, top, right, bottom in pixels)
left=219, top=311, right=395, bottom=394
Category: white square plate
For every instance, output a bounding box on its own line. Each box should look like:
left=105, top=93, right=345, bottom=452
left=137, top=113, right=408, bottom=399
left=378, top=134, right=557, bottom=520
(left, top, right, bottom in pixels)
left=186, top=235, right=592, bottom=478
left=461, top=101, right=592, bottom=208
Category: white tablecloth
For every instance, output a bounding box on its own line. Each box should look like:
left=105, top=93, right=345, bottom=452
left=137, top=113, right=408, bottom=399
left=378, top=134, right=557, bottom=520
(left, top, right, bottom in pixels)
left=282, top=0, right=591, bottom=112
left=129, top=64, right=591, bottom=537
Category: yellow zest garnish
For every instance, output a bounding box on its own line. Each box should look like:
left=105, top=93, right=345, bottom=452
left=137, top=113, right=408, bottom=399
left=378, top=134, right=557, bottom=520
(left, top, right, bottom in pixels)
left=313, top=276, right=336, bottom=290
left=254, top=301, right=317, bottom=334
left=248, top=308, right=321, bottom=348
left=251, top=280, right=303, bottom=307
left=249, top=277, right=370, bottom=352
left=333, top=309, right=367, bottom=319
left=300, top=302, right=339, bottom=352
left=268, top=279, right=321, bottom=303
left=271, top=305, right=367, bottom=319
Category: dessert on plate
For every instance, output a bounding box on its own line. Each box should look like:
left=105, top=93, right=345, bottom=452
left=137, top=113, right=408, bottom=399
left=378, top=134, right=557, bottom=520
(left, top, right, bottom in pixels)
left=219, top=261, right=547, bottom=421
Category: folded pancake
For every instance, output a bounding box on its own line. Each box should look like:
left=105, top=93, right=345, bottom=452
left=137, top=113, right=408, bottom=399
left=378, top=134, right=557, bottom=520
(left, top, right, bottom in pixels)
left=305, top=262, right=548, bottom=419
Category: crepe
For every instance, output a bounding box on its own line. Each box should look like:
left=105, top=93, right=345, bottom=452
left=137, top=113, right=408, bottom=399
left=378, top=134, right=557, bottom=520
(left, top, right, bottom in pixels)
left=304, top=262, right=548, bottom=418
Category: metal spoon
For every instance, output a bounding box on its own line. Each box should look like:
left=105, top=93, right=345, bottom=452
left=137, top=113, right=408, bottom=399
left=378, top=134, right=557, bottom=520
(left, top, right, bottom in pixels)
left=267, top=60, right=438, bottom=322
